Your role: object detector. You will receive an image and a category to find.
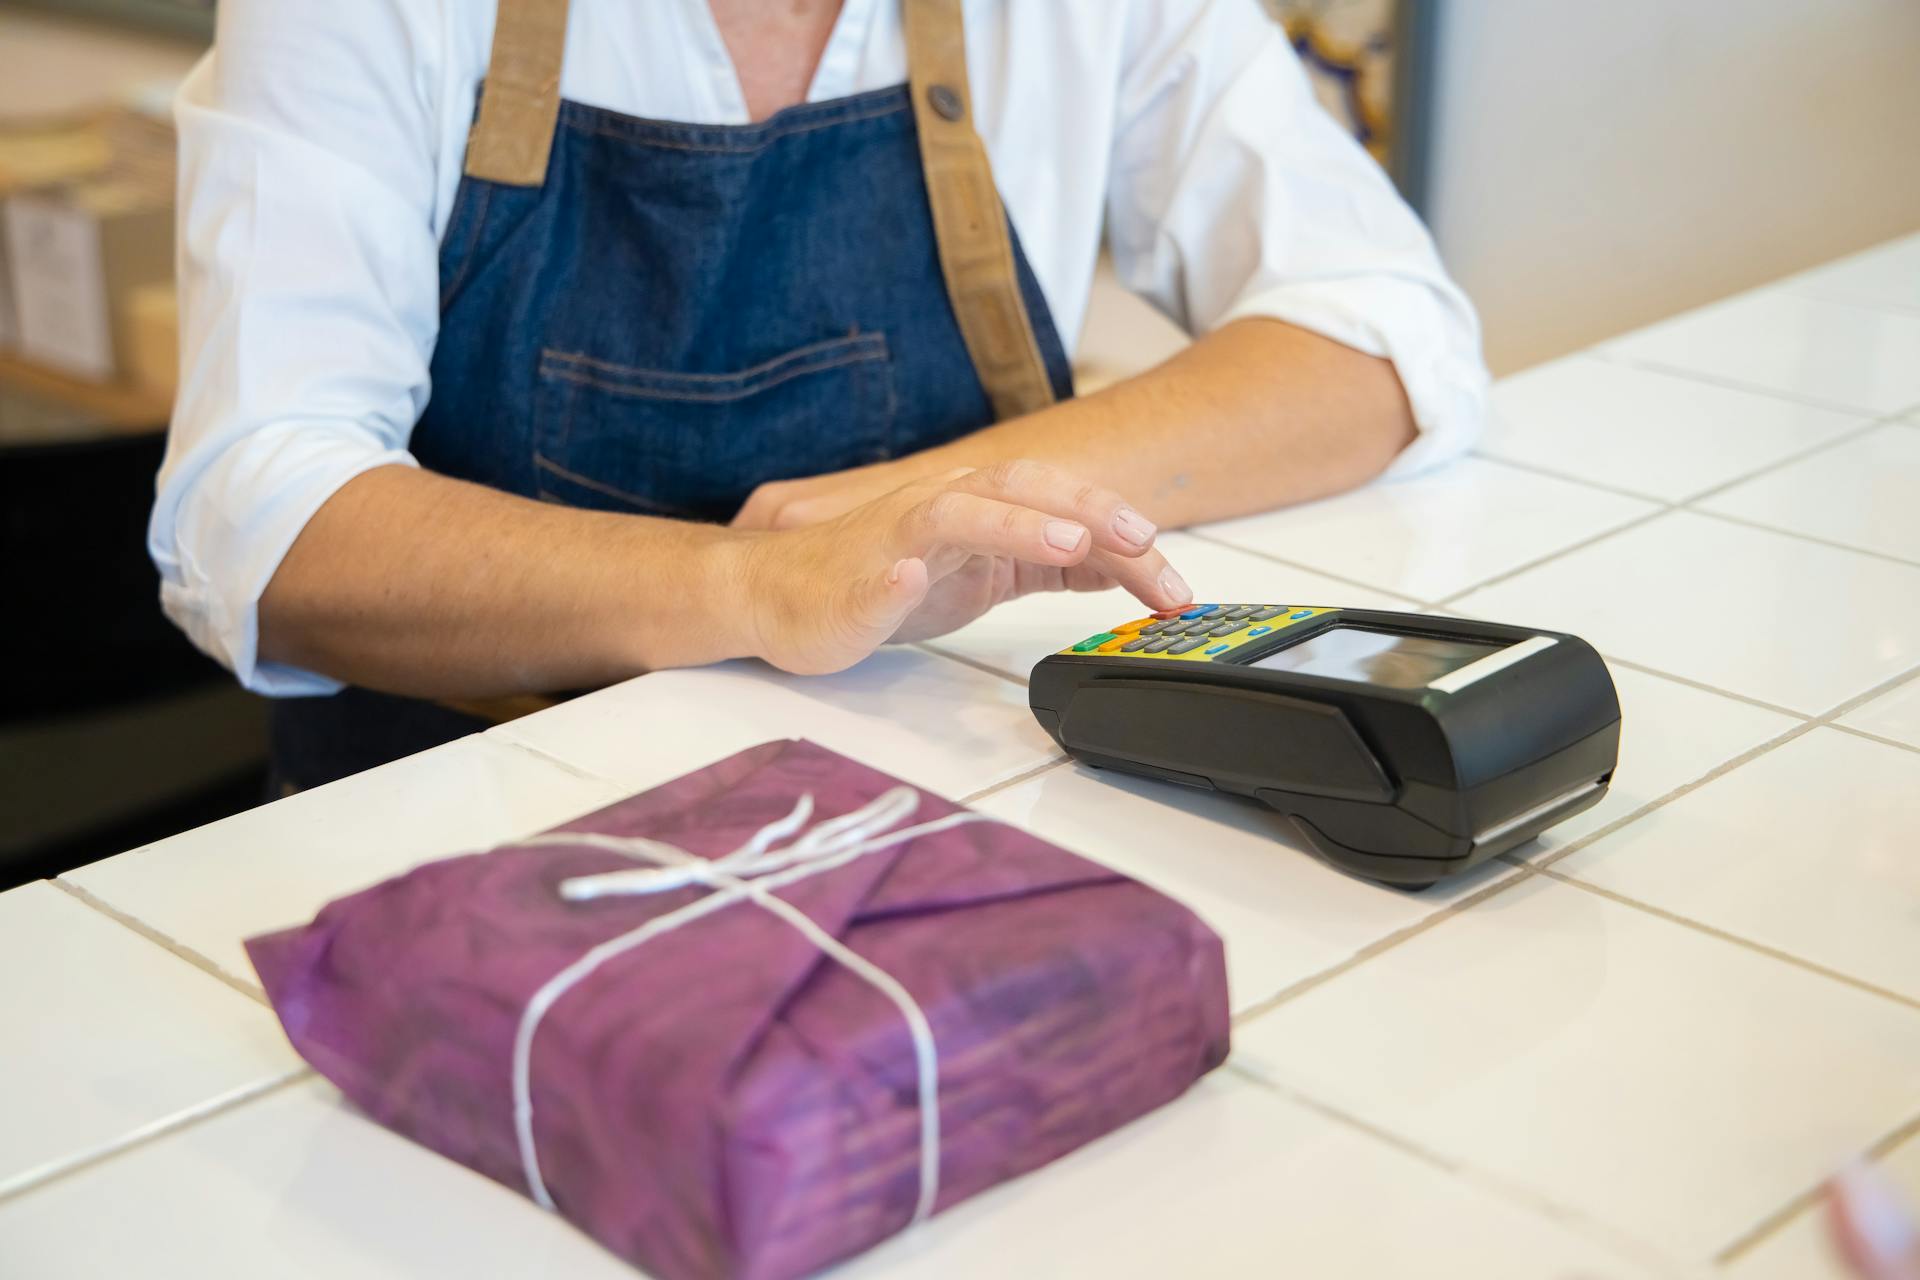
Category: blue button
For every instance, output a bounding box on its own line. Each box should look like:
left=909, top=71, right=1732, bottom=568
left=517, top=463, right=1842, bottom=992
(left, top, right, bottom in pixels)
left=1248, top=625, right=1271, bottom=637
left=1205, top=644, right=1228, bottom=655
left=1289, top=609, right=1314, bottom=620
left=1180, top=603, right=1219, bottom=619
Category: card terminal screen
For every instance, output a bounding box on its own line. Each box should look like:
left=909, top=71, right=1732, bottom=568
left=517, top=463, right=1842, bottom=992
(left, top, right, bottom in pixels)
left=1246, top=626, right=1502, bottom=689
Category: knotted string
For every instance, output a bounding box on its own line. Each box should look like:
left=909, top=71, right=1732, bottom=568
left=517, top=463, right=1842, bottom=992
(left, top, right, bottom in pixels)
left=504, top=786, right=987, bottom=1225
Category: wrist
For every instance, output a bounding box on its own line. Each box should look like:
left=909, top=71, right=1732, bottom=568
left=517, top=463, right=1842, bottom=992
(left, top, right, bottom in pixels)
left=606, top=521, right=770, bottom=673
left=705, top=527, right=775, bottom=664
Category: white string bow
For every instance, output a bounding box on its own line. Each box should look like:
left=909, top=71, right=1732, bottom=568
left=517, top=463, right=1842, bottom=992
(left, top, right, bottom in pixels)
left=505, top=785, right=987, bottom=1225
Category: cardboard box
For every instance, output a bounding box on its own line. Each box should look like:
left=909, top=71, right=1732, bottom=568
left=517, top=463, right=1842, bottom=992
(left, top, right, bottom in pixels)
left=125, top=279, right=178, bottom=396
left=4, top=182, right=173, bottom=382
left=0, top=230, right=16, bottom=352
left=0, top=108, right=175, bottom=381
left=0, top=112, right=117, bottom=353
left=0, top=114, right=114, bottom=195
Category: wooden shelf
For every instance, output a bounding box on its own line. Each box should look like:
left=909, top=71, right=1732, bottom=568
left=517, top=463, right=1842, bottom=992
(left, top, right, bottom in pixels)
left=0, top=352, right=170, bottom=437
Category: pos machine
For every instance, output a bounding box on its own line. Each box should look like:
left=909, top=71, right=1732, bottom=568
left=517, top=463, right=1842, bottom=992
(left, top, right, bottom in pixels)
left=1028, top=603, right=1621, bottom=889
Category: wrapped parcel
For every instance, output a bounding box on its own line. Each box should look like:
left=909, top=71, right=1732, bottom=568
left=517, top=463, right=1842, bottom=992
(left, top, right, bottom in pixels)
left=248, top=739, right=1229, bottom=1279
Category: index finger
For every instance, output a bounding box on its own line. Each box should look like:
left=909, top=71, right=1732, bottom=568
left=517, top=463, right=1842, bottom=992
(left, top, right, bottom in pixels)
left=948, top=461, right=1161, bottom=557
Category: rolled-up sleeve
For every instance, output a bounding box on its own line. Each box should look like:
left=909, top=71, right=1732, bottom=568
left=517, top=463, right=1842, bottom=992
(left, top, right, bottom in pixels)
left=1105, top=0, right=1488, bottom=477
left=151, top=0, right=445, bottom=695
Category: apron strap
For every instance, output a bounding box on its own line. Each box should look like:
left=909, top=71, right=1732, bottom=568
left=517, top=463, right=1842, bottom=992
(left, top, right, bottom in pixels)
left=442, top=0, right=1055, bottom=729
left=462, top=0, right=1057, bottom=415
left=902, top=0, right=1059, bottom=421
left=464, top=0, right=572, bottom=185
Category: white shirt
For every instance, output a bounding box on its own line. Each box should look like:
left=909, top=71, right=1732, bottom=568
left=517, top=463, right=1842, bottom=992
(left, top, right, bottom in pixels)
left=153, top=0, right=1489, bottom=696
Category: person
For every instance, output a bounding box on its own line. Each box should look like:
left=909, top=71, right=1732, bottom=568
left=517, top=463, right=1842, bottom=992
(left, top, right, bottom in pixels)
left=150, top=0, right=1488, bottom=791
left=1830, top=1163, right=1920, bottom=1280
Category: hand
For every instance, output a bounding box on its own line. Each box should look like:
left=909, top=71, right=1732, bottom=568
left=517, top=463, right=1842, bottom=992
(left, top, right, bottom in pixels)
left=1829, top=1163, right=1920, bottom=1280
left=732, top=459, right=920, bottom=532
left=733, top=460, right=1188, bottom=675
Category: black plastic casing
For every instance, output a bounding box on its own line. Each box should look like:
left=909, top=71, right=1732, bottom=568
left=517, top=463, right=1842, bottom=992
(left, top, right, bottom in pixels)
left=1028, top=608, right=1621, bottom=889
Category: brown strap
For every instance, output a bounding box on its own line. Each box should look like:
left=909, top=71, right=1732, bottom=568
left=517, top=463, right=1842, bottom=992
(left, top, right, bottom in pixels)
left=440, top=0, right=1050, bottom=723
left=464, top=0, right=573, bottom=185
left=902, top=0, right=1058, bottom=421
left=465, top=0, right=1053, bottom=409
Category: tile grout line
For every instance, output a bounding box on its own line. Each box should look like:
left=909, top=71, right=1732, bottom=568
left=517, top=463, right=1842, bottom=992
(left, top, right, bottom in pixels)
left=1435, top=415, right=1904, bottom=619
left=1671, top=414, right=1894, bottom=509
left=915, top=591, right=1840, bottom=772
left=1522, top=656, right=1920, bottom=879
left=1592, top=654, right=1812, bottom=721
left=1489, top=658, right=1920, bottom=1038
left=488, top=729, right=632, bottom=789
left=1219, top=655, right=1920, bottom=1270
left=1218, top=1061, right=1692, bottom=1276
left=1229, top=660, right=1920, bottom=1076
left=1780, top=282, right=1920, bottom=322
left=31, top=471, right=1916, bottom=1228
left=1183, top=533, right=1841, bottom=724
left=1684, top=506, right=1920, bottom=573
left=1434, top=505, right=1672, bottom=607
left=1825, top=720, right=1920, bottom=759
left=19, top=704, right=1064, bottom=1213
left=914, top=640, right=1032, bottom=689
left=0, top=1069, right=313, bottom=1207
left=1467, top=404, right=1893, bottom=600
left=1538, top=861, right=1920, bottom=1014
left=1713, top=1107, right=1920, bottom=1266
left=52, top=878, right=268, bottom=1006
left=1465, top=449, right=1679, bottom=505
left=1503, top=722, right=1819, bottom=878
left=957, top=755, right=1069, bottom=808
left=1601, top=351, right=1892, bottom=418
left=1176, top=529, right=1433, bottom=608
left=1208, top=402, right=1897, bottom=617
left=1228, top=860, right=1540, bottom=1028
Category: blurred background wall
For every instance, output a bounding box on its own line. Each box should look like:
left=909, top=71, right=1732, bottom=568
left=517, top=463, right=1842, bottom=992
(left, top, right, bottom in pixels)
left=1425, top=0, right=1920, bottom=373
left=0, top=6, right=198, bottom=117
left=13, top=0, right=1920, bottom=380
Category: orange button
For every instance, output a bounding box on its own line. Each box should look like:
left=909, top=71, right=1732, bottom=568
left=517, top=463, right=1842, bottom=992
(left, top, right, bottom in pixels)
left=1097, top=637, right=1129, bottom=652
left=1111, top=617, right=1152, bottom=635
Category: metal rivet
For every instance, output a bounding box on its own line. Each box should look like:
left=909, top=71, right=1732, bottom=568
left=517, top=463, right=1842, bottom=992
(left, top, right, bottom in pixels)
left=927, top=84, right=963, bottom=121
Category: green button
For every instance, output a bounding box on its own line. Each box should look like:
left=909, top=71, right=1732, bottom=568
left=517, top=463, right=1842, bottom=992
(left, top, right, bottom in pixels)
left=1072, top=632, right=1118, bottom=652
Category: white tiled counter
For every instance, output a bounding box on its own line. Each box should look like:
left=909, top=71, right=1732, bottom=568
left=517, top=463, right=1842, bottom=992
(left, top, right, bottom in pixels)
left=6, top=233, right=1920, bottom=1279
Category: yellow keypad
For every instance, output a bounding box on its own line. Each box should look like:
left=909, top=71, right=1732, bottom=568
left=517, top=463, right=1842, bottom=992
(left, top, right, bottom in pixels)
left=1059, top=604, right=1332, bottom=661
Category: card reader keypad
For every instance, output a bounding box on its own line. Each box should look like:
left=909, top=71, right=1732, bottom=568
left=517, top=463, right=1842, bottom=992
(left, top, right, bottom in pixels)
left=1059, top=604, right=1333, bottom=663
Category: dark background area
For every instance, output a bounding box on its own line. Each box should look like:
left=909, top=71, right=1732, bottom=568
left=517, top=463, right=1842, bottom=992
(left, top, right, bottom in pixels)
left=0, top=390, right=268, bottom=890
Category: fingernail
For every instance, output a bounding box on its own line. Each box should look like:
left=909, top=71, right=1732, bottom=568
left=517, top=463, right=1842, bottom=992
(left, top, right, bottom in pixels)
left=1159, top=565, right=1192, bottom=604
left=1113, top=507, right=1156, bottom=547
left=1836, top=1162, right=1920, bottom=1268
left=1044, top=520, right=1087, bottom=552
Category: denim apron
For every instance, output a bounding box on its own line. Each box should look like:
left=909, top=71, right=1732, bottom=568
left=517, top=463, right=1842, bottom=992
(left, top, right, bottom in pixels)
left=269, top=73, right=1075, bottom=791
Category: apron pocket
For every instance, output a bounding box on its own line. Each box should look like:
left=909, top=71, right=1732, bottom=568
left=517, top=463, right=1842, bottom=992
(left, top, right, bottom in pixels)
left=533, top=332, right=894, bottom=521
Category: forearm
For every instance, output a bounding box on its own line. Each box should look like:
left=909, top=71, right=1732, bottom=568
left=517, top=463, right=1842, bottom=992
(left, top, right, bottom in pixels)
left=908, top=317, right=1415, bottom=527
left=259, top=465, right=757, bottom=699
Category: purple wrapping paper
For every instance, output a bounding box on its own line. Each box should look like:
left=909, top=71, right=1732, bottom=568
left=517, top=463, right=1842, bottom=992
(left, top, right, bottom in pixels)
left=247, top=739, right=1229, bottom=1280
